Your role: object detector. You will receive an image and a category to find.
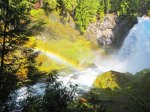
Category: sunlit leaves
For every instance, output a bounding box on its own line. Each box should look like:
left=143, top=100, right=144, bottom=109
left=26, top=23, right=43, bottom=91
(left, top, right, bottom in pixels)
left=44, top=0, right=57, bottom=10
left=75, top=0, right=99, bottom=33
left=62, top=0, right=77, bottom=12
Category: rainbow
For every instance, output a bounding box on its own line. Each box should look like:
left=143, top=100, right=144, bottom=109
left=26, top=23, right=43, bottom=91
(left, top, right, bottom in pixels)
left=35, top=48, right=79, bottom=70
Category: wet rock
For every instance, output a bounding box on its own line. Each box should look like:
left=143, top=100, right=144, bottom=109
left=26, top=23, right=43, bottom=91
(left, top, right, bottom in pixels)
left=86, top=14, right=137, bottom=47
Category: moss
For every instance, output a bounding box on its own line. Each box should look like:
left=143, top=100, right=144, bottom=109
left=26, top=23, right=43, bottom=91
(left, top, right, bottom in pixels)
left=91, top=70, right=150, bottom=112
left=93, top=71, right=133, bottom=90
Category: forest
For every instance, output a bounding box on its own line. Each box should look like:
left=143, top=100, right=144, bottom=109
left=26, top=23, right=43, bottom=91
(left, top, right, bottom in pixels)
left=0, top=0, right=150, bottom=112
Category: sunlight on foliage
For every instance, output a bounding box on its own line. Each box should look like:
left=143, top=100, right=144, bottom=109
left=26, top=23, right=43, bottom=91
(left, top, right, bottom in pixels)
left=26, top=36, right=94, bottom=72
left=93, top=71, right=133, bottom=90
left=35, top=53, right=66, bottom=72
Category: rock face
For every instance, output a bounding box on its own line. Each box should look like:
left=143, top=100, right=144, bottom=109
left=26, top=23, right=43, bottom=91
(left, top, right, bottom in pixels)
left=86, top=14, right=137, bottom=47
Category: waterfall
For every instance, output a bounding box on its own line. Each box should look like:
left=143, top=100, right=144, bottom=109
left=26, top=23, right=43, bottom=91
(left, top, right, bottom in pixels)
left=95, top=17, right=150, bottom=74
left=117, top=17, right=150, bottom=73
left=7, top=17, right=150, bottom=110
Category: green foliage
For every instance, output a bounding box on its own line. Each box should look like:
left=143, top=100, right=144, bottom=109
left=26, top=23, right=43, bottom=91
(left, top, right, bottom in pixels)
left=45, top=39, right=93, bottom=66
left=110, top=0, right=150, bottom=16
left=62, top=0, right=77, bottom=12
left=68, top=98, right=106, bottom=112
left=29, top=9, right=47, bottom=26
left=74, top=0, right=150, bottom=32
left=133, top=69, right=150, bottom=99
left=110, top=0, right=120, bottom=12
left=7, top=71, right=106, bottom=112
left=93, top=71, right=133, bottom=89
left=104, top=0, right=111, bottom=13
left=0, top=0, right=42, bottom=102
left=97, top=0, right=105, bottom=21
left=75, top=0, right=99, bottom=33
left=0, top=0, right=30, bottom=84
left=0, top=0, right=30, bottom=39
left=26, top=11, right=94, bottom=71
left=19, top=0, right=150, bottom=34
left=11, top=72, right=77, bottom=112
left=1, top=1, right=150, bottom=111
left=28, top=37, right=93, bottom=71
left=0, top=0, right=30, bottom=73
left=91, top=70, right=150, bottom=112
left=148, top=10, right=150, bottom=16
left=27, top=0, right=150, bottom=33
left=130, top=70, right=150, bottom=111
left=44, top=0, right=57, bottom=10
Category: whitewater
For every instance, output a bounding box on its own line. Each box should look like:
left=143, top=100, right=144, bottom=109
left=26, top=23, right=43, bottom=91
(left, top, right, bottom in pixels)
left=8, top=17, right=150, bottom=108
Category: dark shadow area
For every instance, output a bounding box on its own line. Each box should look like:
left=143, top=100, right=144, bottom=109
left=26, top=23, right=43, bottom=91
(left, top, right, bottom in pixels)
left=112, top=15, right=137, bottom=48
left=87, top=70, right=150, bottom=112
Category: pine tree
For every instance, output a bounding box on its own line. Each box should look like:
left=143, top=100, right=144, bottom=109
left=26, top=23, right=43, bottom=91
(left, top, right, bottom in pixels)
left=0, top=0, right=30, bottom=94
left=75, top=0, right=99, bottom=33
left=0, top=0, right=30, bottom=73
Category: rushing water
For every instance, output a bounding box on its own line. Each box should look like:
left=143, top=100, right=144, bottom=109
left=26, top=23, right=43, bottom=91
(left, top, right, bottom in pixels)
left=117, top=17, right=150, bottom=73
left=8, top=17, right=150, bottom=109
left=95, top=17, right=150, bottom=73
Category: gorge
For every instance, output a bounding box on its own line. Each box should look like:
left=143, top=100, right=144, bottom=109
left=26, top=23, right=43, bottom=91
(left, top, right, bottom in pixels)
left=1, top=0, right=150, bottom=111
left=7, top=17, right=150, bottom=111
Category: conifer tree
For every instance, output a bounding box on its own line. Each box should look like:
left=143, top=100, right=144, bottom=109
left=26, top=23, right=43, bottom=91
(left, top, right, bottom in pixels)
left=0, top=0, right=30, bottom=96
left=75, top=0, right=99, bottom=33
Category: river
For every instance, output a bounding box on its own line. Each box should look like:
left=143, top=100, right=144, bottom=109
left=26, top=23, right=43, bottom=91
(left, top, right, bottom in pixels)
left=6, top=17, right=150, bottom=111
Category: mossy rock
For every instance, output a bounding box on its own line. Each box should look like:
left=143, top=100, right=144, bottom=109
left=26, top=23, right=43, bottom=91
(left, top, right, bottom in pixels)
left=93, top=71, right=133, bottom=89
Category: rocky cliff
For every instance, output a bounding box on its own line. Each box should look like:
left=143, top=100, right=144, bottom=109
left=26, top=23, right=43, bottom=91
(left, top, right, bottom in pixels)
left=86, top=14, right=137, bottom=47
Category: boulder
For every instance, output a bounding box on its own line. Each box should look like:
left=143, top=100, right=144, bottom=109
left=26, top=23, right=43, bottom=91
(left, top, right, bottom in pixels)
left=93, top=71, right=133, bottom=89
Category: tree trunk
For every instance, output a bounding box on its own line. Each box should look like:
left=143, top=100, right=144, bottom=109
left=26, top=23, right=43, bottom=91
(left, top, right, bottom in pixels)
left=0, top=0, right=9, bottom=74
left=40, top=0, right=43, bottom=7
left=0, top=31, right=6, bottom=74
